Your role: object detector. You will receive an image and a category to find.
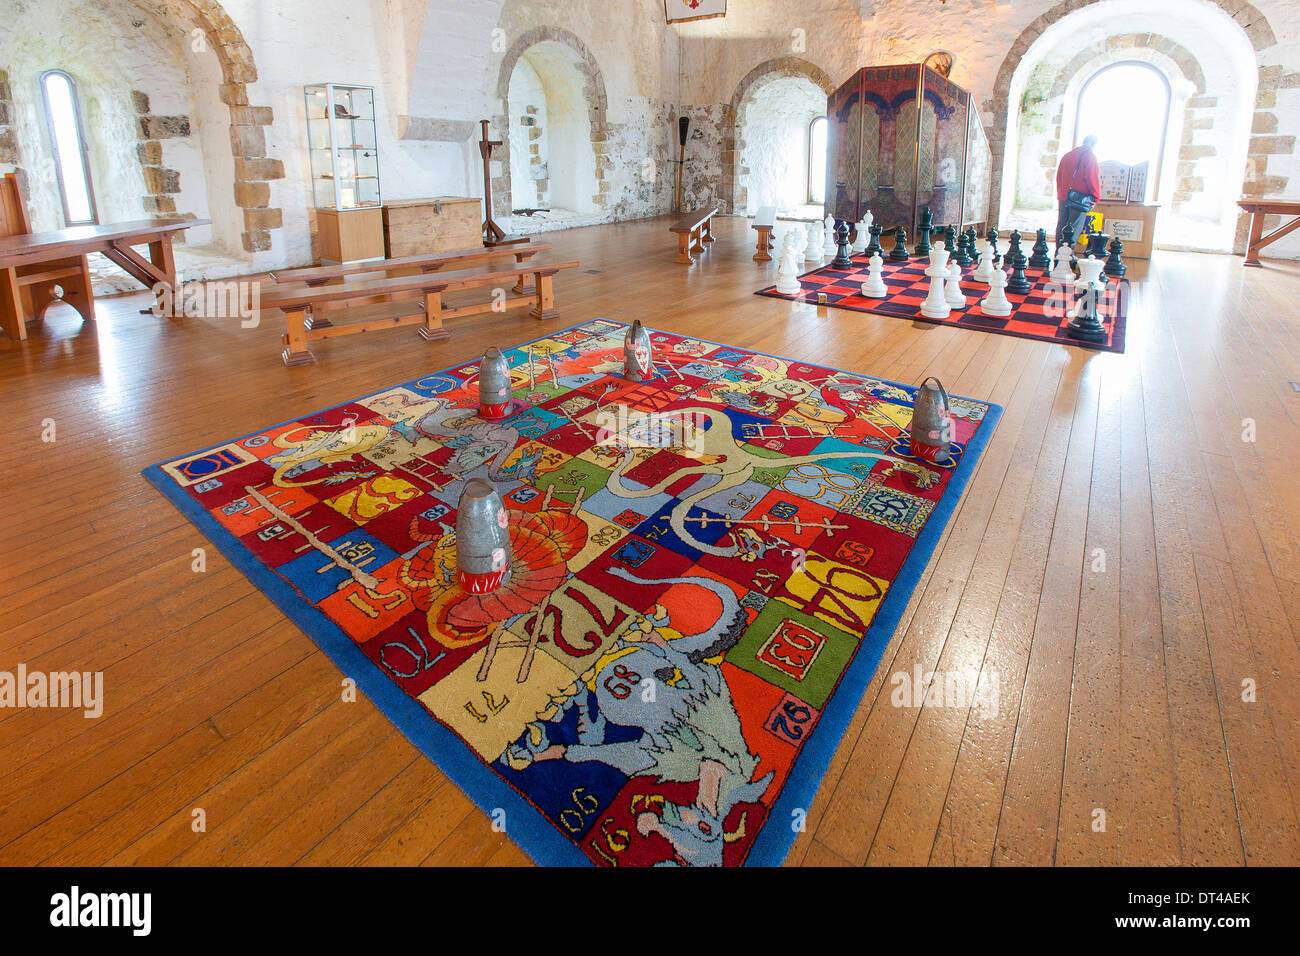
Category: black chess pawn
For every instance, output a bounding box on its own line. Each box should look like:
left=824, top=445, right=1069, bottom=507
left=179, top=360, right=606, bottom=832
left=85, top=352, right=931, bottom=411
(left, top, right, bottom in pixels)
left=865, top=224, right=884, bottom=259
left=1104, top=236, right=1126, bottom=278
left=1005, top=230, right=1031, bottom=295
left=915, top=208, right=934, bottom=258
left=1087, top=231, right=1109, bottom=260
left=943, top=224, right=957, bottom=256
left=831, top=221, right=854, bottom=269
left=1028, top=227, right=1051, bottom=270
left=985, top=228, right=1000, bottom=267
left=889, top=226, right=910, bottom=262
left=953, top=226, right=972, bottom=267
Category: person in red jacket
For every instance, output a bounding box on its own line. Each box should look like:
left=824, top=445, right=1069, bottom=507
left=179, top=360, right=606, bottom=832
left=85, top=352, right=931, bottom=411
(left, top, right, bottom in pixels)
left=1055, top=135, right=1101, bottom=245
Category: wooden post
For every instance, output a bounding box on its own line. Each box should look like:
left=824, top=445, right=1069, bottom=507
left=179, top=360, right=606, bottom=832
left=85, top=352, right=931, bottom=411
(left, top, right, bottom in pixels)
left=674, top=232, right=694, bottom=265
left=281, top=307, right=315, bottom=365
left=702, top=217, right=715, bottom=244
left=530, top=271, right=558, bottom=320
left=0, top=267, right=24, bottom=341
left=418, top=290, right=449, bottom=341
left=753, top=226, right=773, bottom=261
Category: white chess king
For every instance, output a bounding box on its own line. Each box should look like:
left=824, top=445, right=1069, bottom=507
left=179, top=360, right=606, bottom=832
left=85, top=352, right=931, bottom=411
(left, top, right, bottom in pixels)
left=920, top=248, right=952, bottom=319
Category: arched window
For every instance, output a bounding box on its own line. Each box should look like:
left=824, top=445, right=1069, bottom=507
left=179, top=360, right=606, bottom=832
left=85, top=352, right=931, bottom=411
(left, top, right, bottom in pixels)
left=1074, top=61, right=1170, bottom=201
left=808, top=115, right=827, bottom=205
left=40, top=70, right=98, bottom=226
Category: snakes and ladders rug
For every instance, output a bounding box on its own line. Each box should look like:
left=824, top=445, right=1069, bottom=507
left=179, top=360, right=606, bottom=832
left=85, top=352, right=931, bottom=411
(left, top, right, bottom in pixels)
left=144, top=319, right=1002, bottom=866
left=756, top=255, right=1129, bottom=353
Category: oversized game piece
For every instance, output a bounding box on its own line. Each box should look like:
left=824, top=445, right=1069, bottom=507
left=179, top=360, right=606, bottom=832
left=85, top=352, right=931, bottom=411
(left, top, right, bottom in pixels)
left=454, top=478, right=512, bottom=596
left=1060, top=223, right=1078, bottom=269
left=944, top=259, right=967, bottom=309
left=943, top=224, right=957, bottom=256
left=860, top=253, right=888, bottom=297
left=980, top=266, right=1012, bottom=317
left=909, top=376, right=953, bottom=464
left=985, top=228, right=1000, bottom=267
left=852, top=211, right=872, bottom=254
left=831, top=222, right=855, bottom=269
left=776, top=230, right=804, bottom=295
left=1086, top=231, right=1109, bottom=260
left=1104, top=236, right=1127, bottom=278
left=919, top=248, right=952, bottom=319
left=823, top=214, right=837, bottom=257
left=915, top=207, right=934, bottom=258
left=804, top=222, right=822, bottom=263
left=973, top=241, right=995, bottom=282
left=1005, top=230, right=1031, bottom=295
left=865, top=223, right=885, bottom=259
left=1066, top=257, right=1108, bottom=342
left=952, top=226, right=973, bottom=268
left=1050, top=243, right=1075, bottom=283
left=624, top=319, right=653, bottom=381
left=1028, top=227, right=1051, bottom=270
left=889, top=227, right=911, bottom=262
left=478, top=347, right=514, bottom=420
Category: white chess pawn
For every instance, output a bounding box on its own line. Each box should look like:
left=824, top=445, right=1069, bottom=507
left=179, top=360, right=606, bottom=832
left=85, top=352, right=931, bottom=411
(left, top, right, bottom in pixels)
left=944, top=259, right=966, bottom=309
left=980, top=267, right=1012, bottom=317
left=1050, top=244, right=1075, bottom=283
left=823, top=214, right=837, bottom=256
left=973, top=241, right=994, bottom=283
left=852, top=212, right=872, bottom=254
left=860, top=253, right=888, bottom=297
left=776, top=232, right=804, bottom=295
left=804, top=222, right=822, bottom=263
left=920, top=248, right=952, bottom=319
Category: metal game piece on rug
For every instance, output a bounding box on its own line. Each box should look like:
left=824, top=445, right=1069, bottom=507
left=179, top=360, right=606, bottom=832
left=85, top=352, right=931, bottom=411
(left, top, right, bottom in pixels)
left=455, top=478, right=512, bottom=595
left=624, top=319, right=653, bottom=381
left=910, top=377, right=953, bottom=464
left=478, top=347, right=513, bottom=420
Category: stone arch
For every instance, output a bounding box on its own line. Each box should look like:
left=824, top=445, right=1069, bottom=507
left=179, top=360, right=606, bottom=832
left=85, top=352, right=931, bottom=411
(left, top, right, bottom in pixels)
left=168, top=0, right=284, bottom=254
left=492, top=26, right=610, bottom=220
left=722, top=57, right=836, bottom=214
left=986, top=0, right=1280, bottom=251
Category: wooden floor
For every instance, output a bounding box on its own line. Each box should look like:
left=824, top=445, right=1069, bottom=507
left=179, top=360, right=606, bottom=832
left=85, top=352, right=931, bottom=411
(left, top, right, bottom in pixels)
left=2, top=214, right=1298, bottom=867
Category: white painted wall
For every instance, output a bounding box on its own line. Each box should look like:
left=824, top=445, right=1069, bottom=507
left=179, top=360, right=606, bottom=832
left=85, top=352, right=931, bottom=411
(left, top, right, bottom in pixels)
left=738, top=76, right=825, bottom=216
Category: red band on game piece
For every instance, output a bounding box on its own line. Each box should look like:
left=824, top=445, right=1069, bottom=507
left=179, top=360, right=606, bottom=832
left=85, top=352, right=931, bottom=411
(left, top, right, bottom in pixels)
left=458, top=567, right=509, bottom=594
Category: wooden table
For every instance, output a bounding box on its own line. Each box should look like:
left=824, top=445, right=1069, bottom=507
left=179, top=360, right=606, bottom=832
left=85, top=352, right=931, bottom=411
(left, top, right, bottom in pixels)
left=1237, top=198, right=1300, bottom=267
left=0, top=217, right=208, bottom=340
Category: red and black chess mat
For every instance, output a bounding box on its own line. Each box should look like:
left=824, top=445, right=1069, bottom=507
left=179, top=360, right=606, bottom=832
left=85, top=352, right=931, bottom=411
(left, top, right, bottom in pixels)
left=757, top=255, right=1129, bottom=353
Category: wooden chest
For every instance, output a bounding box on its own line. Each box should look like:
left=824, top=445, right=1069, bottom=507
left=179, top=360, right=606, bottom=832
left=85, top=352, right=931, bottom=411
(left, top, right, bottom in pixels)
left=382, top=197, right=482, bottom=258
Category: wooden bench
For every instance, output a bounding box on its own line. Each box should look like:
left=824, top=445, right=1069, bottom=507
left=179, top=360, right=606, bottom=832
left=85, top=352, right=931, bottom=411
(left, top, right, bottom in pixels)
left=268, top=241, right=543, bottom=288
left=263, top=259, right=579, bottom=366
left=1237, top=197, right=1300, bottom=267
left=751, top=205, right=777, bottom=261
left=670, top=207, right=718, bottom=264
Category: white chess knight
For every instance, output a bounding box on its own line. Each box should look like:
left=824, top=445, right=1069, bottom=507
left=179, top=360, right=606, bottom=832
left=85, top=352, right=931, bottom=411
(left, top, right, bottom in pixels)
left=776, top=231, right=804, bottom=295
left=944, top=259, right=967, bottom=309
left=920, top=248, right=952, bottom=319
left=852, top=211, right=873, bottom=254
left=860, top=253, right=887, bottom=297
left=1050, top=244, right=1075, bottom=283
left=973, top=240, right=994, bottom=282
left=823, top=214, right=837, bottom=256
left=804, top=222, right=822, bottom=263
left=980, top=266, right=1013, bottom=317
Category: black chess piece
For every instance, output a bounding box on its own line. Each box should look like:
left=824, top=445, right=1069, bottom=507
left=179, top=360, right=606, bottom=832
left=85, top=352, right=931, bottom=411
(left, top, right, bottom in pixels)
left=1103, top=236, right=1126, bottom=278
left=915, top=207, right=933, bottom=258
left=1087, top=231, right=1109, bottom=260
left=889, top=226, right=910, bottom=262
left=831, top=221, right=854, bottom=269
left=953, top=226, right=972, bottom=267
left=986, top=228, right=1000, bottom=267
left=865, top=224, right=884, bottom=259
left=1005, top=230, right=1031, bottom=295
left=1066, top=271, right=1107, bottom=343
left=943, top=224, right=957, bottom=256
left=1028, top=227, right=1051, bottom=270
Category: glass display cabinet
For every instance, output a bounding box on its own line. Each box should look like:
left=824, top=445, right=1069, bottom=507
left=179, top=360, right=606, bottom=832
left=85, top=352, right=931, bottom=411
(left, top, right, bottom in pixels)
left=303, top=83, right=384, bottom=262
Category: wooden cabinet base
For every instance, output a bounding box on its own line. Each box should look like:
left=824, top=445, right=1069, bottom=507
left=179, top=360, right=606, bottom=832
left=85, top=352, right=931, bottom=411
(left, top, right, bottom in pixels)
left=316, top=206, right=385, bottom=264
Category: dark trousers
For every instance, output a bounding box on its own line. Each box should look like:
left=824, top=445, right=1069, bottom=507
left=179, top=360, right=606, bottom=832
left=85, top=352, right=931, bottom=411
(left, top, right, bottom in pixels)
left=1056, top=200, right=1089, bottom=244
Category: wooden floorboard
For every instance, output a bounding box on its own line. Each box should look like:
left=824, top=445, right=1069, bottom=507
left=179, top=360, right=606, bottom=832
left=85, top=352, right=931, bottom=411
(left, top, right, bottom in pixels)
left=1, top=214, right=1297, bottom=866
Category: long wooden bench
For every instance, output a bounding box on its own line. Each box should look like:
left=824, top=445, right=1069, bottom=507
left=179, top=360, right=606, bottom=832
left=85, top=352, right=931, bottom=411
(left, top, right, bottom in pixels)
left=263, top=259, right=579, bottom=366
left=751, top=205, right=777, bottom=262
left=670, top=207, right=718, bottom=264
left=268, top=241, right=544, bottom=288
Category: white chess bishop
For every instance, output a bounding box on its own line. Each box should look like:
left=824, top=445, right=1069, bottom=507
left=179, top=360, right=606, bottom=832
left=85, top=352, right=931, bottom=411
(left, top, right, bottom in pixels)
left=944, top=259, right=967, bottom=309
left=920, top=248, right=952, bottom=319
left=860, top=253, right=887, bottom=297
left=776, top=231, right=804, bottom=295
left=980, top=266, right=1013, bottom=317
left=852, top=211, right=873, bottom=254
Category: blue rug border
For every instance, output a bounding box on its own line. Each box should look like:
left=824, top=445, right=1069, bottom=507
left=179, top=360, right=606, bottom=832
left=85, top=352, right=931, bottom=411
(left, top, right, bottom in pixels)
left=142, top=317, right=1002, bottom=868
